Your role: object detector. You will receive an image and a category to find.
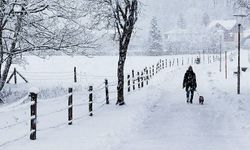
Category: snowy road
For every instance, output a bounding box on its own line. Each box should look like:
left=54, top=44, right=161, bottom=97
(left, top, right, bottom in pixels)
left=1, top=53, right=250, bottom=150
left=116, top=65, right=250, bottom=150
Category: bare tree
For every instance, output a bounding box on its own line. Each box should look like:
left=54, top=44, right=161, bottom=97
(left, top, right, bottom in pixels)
left=0, top=0, right=96, bottom=91
left=114, top=0, right=138, bottom=105
left=234, top=0, right=250, bottom=8
left=86, top=0, right=138, bottom=105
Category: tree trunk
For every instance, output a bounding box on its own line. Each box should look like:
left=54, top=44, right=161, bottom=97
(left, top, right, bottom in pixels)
left=116, top=30, right=133, bottom=105
left=0, top=56, right=12, bottom=91
left=0, top=1, right=4, bottom=79
left=0, top=24, right=3, bottom=80
left=0, top=15, right=22, bottom=91
left=116, top=51, right=126, bottom=105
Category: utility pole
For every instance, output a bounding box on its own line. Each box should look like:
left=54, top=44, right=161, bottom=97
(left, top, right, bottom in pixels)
left=233, top=13, right=246, bottom=94
left=237, top=24, right=241, bottom=94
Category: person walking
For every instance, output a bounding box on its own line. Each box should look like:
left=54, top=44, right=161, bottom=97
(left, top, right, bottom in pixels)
left=183, top=66, right=197, bottom=104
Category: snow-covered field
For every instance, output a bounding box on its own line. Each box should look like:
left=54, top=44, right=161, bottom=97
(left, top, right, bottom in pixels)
left=0, top=50, right=250, bottom=150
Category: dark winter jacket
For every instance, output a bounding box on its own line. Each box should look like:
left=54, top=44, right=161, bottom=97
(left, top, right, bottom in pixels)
left=183, top=70, right=197, bottom=91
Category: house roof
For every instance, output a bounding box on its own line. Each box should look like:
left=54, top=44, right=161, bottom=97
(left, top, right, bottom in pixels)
left=208, top=20, right=237, bottom=30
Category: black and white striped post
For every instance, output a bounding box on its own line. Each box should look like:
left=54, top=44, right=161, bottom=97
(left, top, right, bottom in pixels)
left=152, top=65, right=155, bottom=76
left=132, top=70, right=135, bottom=91
left=156, top=63, right=158, bottom=74
left=159, top=60, right=162, bottom=71
left=146, top=69, right=149, bottom=85
left=30, top=91, right=38, bottom=140
left=74, top=67, right=77, bottom=83
left=68, top=88, right=73, bottom=125
left=149, top=67, right=152, bottom=78
left=141, top=71, right=144, bottom=88
left=162, top=60, right=164, bottom=69
left=127, top=75, right=131, bottom=92
left=105, top=79, right=109, bottom=104
left=137, top=72, right=141, bottom=89
left=88, top=86, right=93, bottom=116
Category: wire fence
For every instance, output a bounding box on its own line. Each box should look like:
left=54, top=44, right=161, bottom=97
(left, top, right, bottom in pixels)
left=0, top=53, right=220, bottom=147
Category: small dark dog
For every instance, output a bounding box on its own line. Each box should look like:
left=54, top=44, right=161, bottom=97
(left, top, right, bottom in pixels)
left=199, top=96, right=204, bottom=105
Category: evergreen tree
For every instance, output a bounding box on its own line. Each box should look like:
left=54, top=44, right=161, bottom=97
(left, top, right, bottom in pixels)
left=148, top=17, right=163, bottom=56
left=202, top=12, right=210, bottom=27
left=177, top=13, right=187, bottom=29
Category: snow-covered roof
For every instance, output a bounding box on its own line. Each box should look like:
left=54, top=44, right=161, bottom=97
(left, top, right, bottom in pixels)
left=208, top=20, right=237, bottom=30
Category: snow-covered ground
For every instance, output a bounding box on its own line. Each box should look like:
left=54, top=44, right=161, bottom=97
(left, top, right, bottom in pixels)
left=0, top=50, right=250, bottom=150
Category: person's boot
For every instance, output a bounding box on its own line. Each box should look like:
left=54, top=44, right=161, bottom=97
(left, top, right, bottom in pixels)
left=186, top=97, right=189, bottom=103
left=190, top=99, right=193, bottom=104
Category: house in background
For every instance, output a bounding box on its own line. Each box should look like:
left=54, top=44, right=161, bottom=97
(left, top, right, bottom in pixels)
left=163, top=28, right=208, bottom=54
left=164, top=28, right=190, bottom=42
left=162, top=19, right=250, bottom=54
left=208, top=20, right=242, bottom=44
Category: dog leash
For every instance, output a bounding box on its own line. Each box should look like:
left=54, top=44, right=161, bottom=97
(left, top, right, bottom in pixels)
left=196, top=90, right=200, bottom=97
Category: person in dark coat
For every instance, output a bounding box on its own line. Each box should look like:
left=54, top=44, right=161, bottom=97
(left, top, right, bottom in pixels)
left=183, top=66, right=197, bottom=103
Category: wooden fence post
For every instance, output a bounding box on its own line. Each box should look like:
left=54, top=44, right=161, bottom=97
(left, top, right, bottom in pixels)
left=152, top=65, right=155, bottom=76
left=149, top=67, right=152, bottom=78
left=219, top=51, right=222, bottom=72
left=159, top=62, right=161, bottom=71
left=165, top=59, right=168, bottom=68
left=105, top=79, right=109, bottom=104
left=132, top=70, right=135, bottom=90
left=169, top=60, right=171, bottom=67
left=30, top=92, right=37, bottom=140
left=74, top=67, right=77, bottom=83
left=127, top=75, right=131, bottom=92
left=162, top=60, right=164, bottom=69
left=141, top=71, right=144, bottom=88
left=7, top=69, right=28, bottom=84
left=146, top=69, right=149, bottom=85
left=137, top=72, right=140, bottom=89
left=225, top=51, right=228, bottom=79
left=88, top=86, right=93, bottom=116
left=159, top=60, right=162, bottom=70
left=203, top=50, right=205, bottom=63
left=14, top=68, right=17, bottom=84
left=6, top=72, right=14, bottom=84
left=182, top=57, right=184, bottom=66
left=68, top=88, right=73, bottom=125
left=156, top=63, right=158, bottom=74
